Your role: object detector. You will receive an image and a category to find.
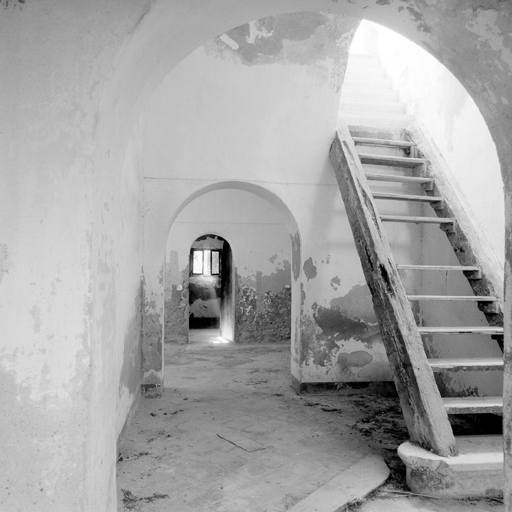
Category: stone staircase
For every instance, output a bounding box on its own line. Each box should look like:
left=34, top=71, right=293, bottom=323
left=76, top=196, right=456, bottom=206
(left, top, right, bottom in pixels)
left=330, top=52, right=504, bottom=498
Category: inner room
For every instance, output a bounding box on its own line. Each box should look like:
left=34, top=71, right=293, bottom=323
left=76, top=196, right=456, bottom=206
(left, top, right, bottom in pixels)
left=164, top=189, right=293, bottom=348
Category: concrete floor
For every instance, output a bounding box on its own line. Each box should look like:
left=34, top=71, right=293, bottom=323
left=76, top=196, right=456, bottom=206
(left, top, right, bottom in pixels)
left=117, top=330, right=504, bottom=512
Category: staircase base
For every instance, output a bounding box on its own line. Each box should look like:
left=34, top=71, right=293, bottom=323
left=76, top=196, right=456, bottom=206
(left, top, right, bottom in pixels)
left=398, top=435, right=503, bottom=498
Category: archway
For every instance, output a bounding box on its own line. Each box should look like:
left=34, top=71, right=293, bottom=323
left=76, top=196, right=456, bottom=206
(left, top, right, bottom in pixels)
left=159, top=184, right=300, bottom=374
left=92, top=2, right=512, bottom=508
left=187, top=234, right=234, bottom=343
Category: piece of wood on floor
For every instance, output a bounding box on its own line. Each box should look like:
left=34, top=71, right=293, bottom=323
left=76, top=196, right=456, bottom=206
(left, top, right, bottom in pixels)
left=216, top=432, right=266, bottom=452
left=287, top=454, right=389, bottom=512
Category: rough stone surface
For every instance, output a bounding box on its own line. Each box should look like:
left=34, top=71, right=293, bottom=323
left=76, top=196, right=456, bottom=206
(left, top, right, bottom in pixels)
left=398, top=436, right=504, bottom=499
left=235, top=284, right=292, bottom=344
left=287, top=454, right=389, bottom=512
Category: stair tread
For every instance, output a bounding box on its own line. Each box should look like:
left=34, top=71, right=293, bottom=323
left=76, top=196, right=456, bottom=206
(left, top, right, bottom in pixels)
left=381, top=215, right=454, bottom=224
left=366, top=173, right=433, bottom=184
left=429, top=358, right=503, bottom=370
left=408, top=295, right=497, bottom=301
left=373, top=192, right=443, bottom=202
left=342, top=113, right=414, bottom=129
left=340, top=100, right=403, bottom=108
left=397, top=265, right=480, bottom=271
left=341, top=89, right=399, bottom=100
left=418, top=326, right=503, bottom=334
left=359, top=152, right=426, bottom=168
left=443, top=396, right=503, bottom=414
left=344, top=67, right=386, bottom=77
left=343, top=78, right=392, bottom=86
left=352, top=137, right=415, bottom=148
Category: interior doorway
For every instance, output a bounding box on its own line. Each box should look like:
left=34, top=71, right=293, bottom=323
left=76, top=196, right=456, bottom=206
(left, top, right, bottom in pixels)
left=188, top=234, right=235, bottom=344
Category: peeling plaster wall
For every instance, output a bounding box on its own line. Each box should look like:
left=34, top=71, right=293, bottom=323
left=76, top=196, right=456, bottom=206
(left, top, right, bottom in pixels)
left=140, top=12, right=363, bottom=382
left=0, top=2, right=150, bottom=510
left=4, top=0, right=512, bottom=509
left=88, top=1, right=512, bottom=508
left=140, top=13, right=395, bottom=382
left=164, top=190, right=292, bottom=344
left=297, top=184, right=393, bottom=384
left=115, top=140, right=144, bottom=443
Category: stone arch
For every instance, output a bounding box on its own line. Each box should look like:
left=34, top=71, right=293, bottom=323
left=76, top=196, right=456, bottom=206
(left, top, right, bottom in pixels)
left=147, top=181, right=302, bottom=387
left=166, top=180, right=301, bottom=239
left=96, top=1, right=512, bottom=183
left=94, top=1, right=512, bottom=503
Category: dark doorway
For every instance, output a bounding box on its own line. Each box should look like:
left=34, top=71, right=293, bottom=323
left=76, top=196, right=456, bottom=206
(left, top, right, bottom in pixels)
left=188, top=235, right=234, bottom=343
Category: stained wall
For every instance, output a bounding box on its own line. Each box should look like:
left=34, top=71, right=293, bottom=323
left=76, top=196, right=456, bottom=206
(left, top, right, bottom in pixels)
left=3, top=1, right=512, bottom=510
left=0, top=2, right=150, bottom=510
left=164, top=190, right=292, bottom=344
left=139, top=13, right=398, bottom=389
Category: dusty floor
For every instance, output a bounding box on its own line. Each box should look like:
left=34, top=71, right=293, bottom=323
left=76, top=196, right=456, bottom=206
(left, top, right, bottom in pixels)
left=117, top=329, right=504, bottom=511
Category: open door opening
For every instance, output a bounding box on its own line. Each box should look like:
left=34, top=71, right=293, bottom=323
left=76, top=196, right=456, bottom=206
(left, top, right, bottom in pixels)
left=219, top=240, right=235, bottom=341
left=188, top=234, right=234, bottom=344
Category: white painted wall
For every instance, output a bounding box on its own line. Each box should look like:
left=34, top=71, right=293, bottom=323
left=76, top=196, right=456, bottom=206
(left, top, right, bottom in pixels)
left=3, top=2, right=512, bottom=509
left=140, top=14, right=393, bottom=386
left=165, top=189, right=291, bottom=340
left=167, top=190, right=289, bottom=288
left=0, top=2, right=149, bottom=510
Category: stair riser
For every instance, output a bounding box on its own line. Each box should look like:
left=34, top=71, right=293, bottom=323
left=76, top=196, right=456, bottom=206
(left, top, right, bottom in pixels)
left=340, top=102, right=405, bottom=115
left=446, top=407, right=503, bottom=415
left=347, top=55, right=381, bottom=67
left=344, top=68, right=387, bottom=79
left=341, top=89, right=399, bottom=101
left=373, top=195, right=443, bottom=205
left=342, top=115, right=413, bottom=129
left=419, top=329, right=503, bottom=335
left=354, top=146, right=409, bottom=157
left=342, top=78, right=392, bottom=89
left=431, top=366, right=503, bottom=372
left=359, top=153, right=425, bottom=168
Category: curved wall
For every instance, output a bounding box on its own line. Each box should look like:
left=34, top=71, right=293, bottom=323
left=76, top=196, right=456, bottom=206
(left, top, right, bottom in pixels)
left=3, top=1, right=512, bottom=509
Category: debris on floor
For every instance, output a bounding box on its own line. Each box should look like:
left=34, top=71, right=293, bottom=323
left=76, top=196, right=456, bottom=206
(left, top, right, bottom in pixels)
left=117, top=341, right=503, bottom=512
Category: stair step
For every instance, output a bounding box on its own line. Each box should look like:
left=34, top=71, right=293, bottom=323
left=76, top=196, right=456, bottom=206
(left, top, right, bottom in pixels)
left=442, top=396, right=503, bottom=415
left=341, top=88, right=399, bottom=101
left=408, top=295, right=496, bottom=301
left=398, top=436, right=504, bottom=498
left=397, top=265, right=480, bottom=272
left=410, top=295, right=497, bottom=302
left=347, top=54, right=381, bottom=66
left=366, top=173, right=434, bottom=185
left=344, top=66, right=386, bottom=79
left=359, top=153, right=426, bottom=168
left=373, top=192, right=443, bottom=203
left=352, top=137, right=415, bottom=149
left=418, top=326, right=503, bottom=335
left=340, top=101, right=405, bottom=115
left=349, top=126, right=406, bottom=141
left=381, top=215, right=454, bottom=225
left=342, top=77, right=392, bottom=89
left=342, top=113, right=414, bottom=129
left=429, top=358, right=503, bottom=371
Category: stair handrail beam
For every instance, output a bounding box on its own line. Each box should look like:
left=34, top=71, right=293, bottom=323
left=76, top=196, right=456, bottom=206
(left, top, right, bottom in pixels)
left=329, top=122, right=457, bottom=457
